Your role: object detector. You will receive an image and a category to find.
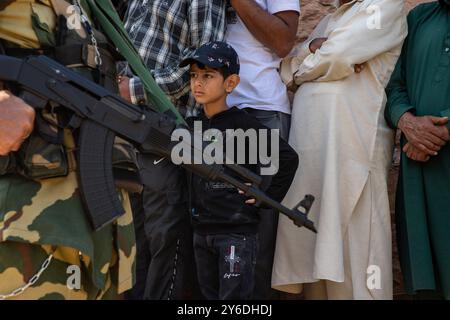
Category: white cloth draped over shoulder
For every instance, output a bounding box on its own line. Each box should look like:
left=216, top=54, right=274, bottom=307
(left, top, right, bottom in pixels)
left=272, top=0, right=407, bottom=299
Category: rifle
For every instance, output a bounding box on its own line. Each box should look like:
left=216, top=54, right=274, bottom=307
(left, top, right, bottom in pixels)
left=0, top=55, right=317, bottom=233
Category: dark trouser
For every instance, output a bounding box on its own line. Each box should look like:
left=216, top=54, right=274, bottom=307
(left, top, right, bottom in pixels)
left=193, top=233, right=258, bottom=300
left=125, top=153, right=200, bottom=300
left=243, top=108, right=291, bottom=299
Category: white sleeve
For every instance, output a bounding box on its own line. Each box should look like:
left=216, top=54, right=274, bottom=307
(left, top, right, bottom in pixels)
left=280, top=15, right=332, bottom=86
left=267, top=0, right=300, bottom=14
left=294, top=0, right=407, bottom=85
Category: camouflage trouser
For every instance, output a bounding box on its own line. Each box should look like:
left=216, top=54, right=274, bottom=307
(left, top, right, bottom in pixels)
left=0, top=242, right=122, bottom=300
left=0, top=172, right=136, bottom=300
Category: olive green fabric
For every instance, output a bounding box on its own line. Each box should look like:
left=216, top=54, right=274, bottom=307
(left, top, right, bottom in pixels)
left=31, top=9, right=55, bottom=47
left=0, top=0, right=56, bottom=48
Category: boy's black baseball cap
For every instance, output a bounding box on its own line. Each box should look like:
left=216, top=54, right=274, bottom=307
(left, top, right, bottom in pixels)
left=179, top=41, right=240, bottom=75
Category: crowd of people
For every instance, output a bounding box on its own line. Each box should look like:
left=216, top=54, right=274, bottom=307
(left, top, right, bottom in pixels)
left=0, top=0, right=448, bottom=300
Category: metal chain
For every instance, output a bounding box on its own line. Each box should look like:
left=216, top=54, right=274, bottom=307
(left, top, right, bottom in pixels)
left=167, top=239, right=181, bottom=300
left=0, top=253, right=54, bottom=300
left=89, top=34, right=103, bottom=66
left=75, top=0, right=102, bottom=67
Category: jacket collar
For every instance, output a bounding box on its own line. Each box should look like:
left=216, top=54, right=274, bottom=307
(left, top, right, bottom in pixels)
left=198, top=106, right=240, bottom=122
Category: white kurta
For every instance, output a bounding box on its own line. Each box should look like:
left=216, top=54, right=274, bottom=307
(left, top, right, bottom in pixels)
left=272, top=0, right=407, bottom=300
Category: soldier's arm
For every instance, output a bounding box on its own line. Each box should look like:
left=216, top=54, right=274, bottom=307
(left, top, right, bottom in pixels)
left=0, top=90, right=35, bottom=155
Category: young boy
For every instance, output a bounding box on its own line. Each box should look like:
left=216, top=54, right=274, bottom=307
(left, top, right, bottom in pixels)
left=179, top=41, right=299, bottom=300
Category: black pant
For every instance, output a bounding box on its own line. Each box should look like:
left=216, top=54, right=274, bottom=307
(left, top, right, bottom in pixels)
left=125, top=153, right=200, bottom=300
left=244, top=108, right=291, bottom=299
left=193, top=232, right=258, bottom=300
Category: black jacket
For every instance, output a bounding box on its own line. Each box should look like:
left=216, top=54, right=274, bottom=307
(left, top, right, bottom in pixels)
left=186, top=107, right=299, bottom=235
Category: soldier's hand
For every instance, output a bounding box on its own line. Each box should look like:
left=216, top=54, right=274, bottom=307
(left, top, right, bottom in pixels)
left=117, top=75, right=132, bottom=103
left=0, top=90, right=35, bottom=156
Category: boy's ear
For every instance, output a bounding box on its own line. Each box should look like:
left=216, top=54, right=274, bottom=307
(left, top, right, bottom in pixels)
left=224, top=74, right=240, bottom=93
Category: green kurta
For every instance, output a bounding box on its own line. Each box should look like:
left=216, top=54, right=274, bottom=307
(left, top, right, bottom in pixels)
left=385, top=1, right=450, bottom=299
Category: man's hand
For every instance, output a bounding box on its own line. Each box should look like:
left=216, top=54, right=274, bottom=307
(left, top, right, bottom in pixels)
left=403, top=143, right=431, bottom=162
left=309, top=37, right=328, bottom=54
left=118, top=76, right=132, bottom=103
left=397, top=112, right=450, bottom=156
left=0, top=90, right=35, bottom=156
left=309, top=38, right=366, bottom=73
left=354, top=63, right=366, bottom=73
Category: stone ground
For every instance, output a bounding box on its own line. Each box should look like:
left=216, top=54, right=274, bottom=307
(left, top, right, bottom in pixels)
left=281, top=0, right=433, bottom=300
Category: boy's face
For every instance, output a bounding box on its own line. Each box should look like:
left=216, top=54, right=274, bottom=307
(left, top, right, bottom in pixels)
left=190, top=64, right=228, bottom=105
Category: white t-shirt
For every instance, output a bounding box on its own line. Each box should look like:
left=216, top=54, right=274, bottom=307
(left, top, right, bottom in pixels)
left=226, top=0, right=300, bottom=115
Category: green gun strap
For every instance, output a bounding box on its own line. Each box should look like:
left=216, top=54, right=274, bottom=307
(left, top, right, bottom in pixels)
left=86, top=0, right=186, bottom=126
